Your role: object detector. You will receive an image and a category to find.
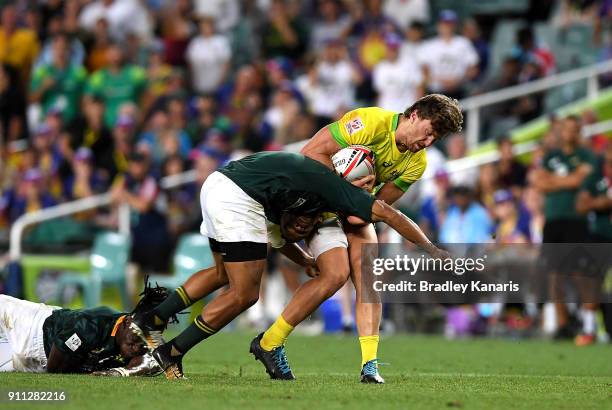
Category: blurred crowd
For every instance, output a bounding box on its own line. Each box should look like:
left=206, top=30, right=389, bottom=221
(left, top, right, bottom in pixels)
left=0, top=0, right=610, bottom=340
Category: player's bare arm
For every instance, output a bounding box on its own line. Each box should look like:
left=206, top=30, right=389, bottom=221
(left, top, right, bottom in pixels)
left=46, top=345, right=79, bottom=374
left=300, top=126, right=341, bottom=169
left=349, top=199, right=445, bottom=258
left=375, top=182, right=406, bottom=205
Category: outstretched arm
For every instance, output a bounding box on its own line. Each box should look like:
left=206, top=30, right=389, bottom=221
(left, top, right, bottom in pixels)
left=347, top=200, right=445, bottom=258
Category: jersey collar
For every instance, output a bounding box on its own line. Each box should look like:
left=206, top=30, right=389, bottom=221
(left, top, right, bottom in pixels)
left=392, top=113, right=400, bottom=131
left=111, top=315, right=127, bottom=337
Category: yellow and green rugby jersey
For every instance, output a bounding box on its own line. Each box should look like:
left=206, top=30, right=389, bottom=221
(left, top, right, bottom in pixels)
left=328, top=107, right=427, bottom=192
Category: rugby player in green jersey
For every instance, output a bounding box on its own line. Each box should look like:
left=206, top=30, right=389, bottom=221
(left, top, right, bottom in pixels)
left=131, top=151, right=447, bottom=380
left=0, top=282, right=168, bottom=376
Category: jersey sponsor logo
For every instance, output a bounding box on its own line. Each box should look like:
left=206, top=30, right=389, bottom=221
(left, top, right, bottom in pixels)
left=345, top=117, right=364, bottom=135
left=65, top=333, right=82, bottom=352
left=382, top=161, right=393, bottom=167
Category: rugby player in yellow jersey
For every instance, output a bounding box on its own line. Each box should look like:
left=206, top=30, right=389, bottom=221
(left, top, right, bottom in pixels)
left=257, top=94, right=463, bottom=383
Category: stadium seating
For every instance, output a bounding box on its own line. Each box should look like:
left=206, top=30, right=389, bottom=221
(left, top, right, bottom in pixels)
left=55, top=231, right=131, bottom=309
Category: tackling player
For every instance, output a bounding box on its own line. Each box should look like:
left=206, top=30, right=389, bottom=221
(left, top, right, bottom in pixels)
left=256, top=94, right=463, bottom=383
left=0, top=281, right=168, bottom=376
left=131, top=151, right=448, bottom=380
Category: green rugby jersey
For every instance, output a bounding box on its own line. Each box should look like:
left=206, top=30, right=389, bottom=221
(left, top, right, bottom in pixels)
left=218, top=152, right=375, bottom=224
left=543, top=147, right=596, bottom=221
left=42, top=307, right=127, bottom=372
left=30, top=64, right=87, bottom=122
left=581, top=156, right=612, bottom=240
left=85, top=65, right=147, bottom=128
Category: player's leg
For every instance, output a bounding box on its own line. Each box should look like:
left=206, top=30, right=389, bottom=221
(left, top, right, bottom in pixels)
left=261, top=246, right=350, bottom=348
left=154, top=245, right=267, bottom=379
left=147, top=248, right=229, bottom=329
left=252, top=220, right=349, bottom=380
left=345, top=223, right=385, bottom=384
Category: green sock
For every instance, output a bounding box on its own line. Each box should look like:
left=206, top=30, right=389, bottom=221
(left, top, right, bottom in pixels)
left=153, top=286, right=194, bottom=324
left=170, top=316, right=217, bottom=356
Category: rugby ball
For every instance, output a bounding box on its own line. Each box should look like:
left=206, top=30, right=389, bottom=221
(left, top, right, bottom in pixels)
left=332, top=145, right=375, bottom=182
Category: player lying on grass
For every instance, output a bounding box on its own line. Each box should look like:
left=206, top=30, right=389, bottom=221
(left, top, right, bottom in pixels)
left=131, top=151, right=448, bottom=380
left=0, top=282, right=169, bottom=376
left=255, top=94, right=463, bottom=383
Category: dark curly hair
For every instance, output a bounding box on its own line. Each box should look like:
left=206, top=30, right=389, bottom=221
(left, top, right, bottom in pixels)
left=132, top=276, right=178, bottom=324
left=403, top=94, right=463, bottom=139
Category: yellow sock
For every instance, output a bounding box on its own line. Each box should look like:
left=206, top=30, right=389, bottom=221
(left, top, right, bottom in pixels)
left=359, top=335, right=379, bottom=367
left=260, top=316, right=294, bottom=351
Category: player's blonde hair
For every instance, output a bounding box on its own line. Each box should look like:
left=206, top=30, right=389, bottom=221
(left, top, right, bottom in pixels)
left=403, top=94, right=463, bottom=139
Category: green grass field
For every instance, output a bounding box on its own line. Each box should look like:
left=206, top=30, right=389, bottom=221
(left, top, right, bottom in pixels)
left=1, top=332, right=611, bottom=410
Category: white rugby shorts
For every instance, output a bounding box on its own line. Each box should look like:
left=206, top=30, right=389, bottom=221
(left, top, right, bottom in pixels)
left=200, top=171, right=269, bottom=244
left=307, top=217, right=348, bottom=260
left=0, top=295, right=59, bottom=372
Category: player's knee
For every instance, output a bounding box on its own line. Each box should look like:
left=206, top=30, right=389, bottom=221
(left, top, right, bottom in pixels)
left=321, top=272, right=349, bottom=297
left=234, top=289, right=259, bottom=309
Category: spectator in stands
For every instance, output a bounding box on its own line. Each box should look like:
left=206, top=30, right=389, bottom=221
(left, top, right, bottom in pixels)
left=62, top=147, right=108, bottom=201
left=297, top=39, right=361, bottom=128
left=261, top=0, right=309, bottom=61
left=84, top=43, right=149, bottom=129
left=419, top=10, right=479, bottom=99
left=530, top=115, right=596, bottom=339
left=138, top=110, right=191, bottom=169
left=445, top=133, right=478, bottom=187
left=522, top=185, right=545, bottom=244
left=0, top=4, right=39, bottom=87
left=107, top=115, right=136, bottom=179
left=0, top=62, right=27, bottom=141
left=399, top=21, right=426, bottom=64
left=217, top=64, right=262, bottom=115
left=79, top=0, right=151, bottom=42
left=65, top=95, right=113, bottom=179
left=492, top=189, right=529, bottom=244
left=30, top=33, right=87, bottom=124
left=419, top=168, right=451, bottom=241
left=1, top=168, right=57, bottom=224
left=576, top=143, right=612, bottom=344
left=462, top=18, right=489, bottom=81
left=511, top=27, right=555, bottom=76
left=186, top=16, right=231, bottom=95
left=145, top=41, right=173, bottom=100
left=438, top=185, right=493, bottom=244
left=382, top=0, right=429, bottom=32
left=373, top=32, right=424, bottom=111
left=111, top=152, right=170, bottom=272
left=159, top=1, right=195, bottom=67
left=162, top=154, right=195, bottom=243
left=262, top=82, right=302, bottom=146
left=310, top=0, right=351, bottom=51
left=192, top=145, right=227, bottom=186
left=34, top=14, right=85, bottom=69
left=193, top=0, right=240, bottom=34
left=476, top=163, right=499, bottom=213
left=84, top=17, right=112, bottom=72
left=496, top=136, right=527, bottom=197
left=186, top=94, right=232, bottom=145
left=31, top=123, right=63, bottom=185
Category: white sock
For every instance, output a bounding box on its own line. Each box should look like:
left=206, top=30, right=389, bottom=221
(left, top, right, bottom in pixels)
left=581, top=309, right=596, bottom=335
